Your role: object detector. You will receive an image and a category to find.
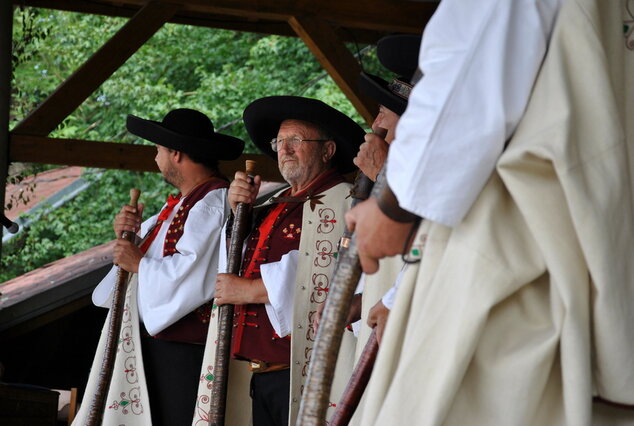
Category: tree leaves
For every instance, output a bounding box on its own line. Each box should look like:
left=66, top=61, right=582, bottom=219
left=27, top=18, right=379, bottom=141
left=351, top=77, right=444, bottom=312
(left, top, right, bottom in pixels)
left=3, top=7, right=382, bottom=282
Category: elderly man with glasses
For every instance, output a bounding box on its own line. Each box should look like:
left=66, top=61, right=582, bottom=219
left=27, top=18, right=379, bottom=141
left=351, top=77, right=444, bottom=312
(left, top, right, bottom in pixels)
left=212, top=96, right=364, bottom=426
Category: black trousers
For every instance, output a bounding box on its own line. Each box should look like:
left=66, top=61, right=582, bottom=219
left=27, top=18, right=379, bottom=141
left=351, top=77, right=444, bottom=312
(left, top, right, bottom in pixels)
left=141, top=336, right=204, bottom=426
left=250, top=369, right=290, bottom=426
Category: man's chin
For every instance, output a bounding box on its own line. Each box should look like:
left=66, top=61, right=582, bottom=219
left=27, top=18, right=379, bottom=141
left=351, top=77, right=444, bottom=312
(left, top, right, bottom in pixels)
left=162, top=177, right=176, bottom=188
left=280, top=167, right=302, bottom=184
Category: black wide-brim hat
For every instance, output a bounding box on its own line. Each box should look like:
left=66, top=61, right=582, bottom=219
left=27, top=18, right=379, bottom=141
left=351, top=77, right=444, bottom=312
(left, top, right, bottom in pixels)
left=358, top=34, right=422, bottom=116
left=358, top=72, right=410, bottom=116
left=243, top=96, right=365, bottom=174
left=377, top=34, right=422, bottom=78
left=126, top=108, right=244, bottom=161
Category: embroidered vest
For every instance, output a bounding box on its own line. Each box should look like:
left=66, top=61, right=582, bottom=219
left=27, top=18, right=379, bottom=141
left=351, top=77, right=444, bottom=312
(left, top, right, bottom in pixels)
left=231, top=169, right=345, bottom=363
left=153, top=178, right=229, bottom=344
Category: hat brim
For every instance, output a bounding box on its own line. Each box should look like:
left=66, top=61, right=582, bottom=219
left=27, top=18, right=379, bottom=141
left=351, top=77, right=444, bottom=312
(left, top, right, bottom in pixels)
left=358, top=73, right=407, bottom=116
left=242, top=96, right=365, bottom=174
left=126, top=115, right=244, bottom=161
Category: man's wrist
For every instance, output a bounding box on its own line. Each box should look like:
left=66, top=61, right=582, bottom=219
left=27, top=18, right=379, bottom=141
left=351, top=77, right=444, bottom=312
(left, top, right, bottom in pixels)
left=376, top=183, right=420, bottom=223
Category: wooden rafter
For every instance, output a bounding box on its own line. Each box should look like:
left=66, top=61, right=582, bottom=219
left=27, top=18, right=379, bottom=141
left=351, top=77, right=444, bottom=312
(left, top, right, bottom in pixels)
left=19, top=0, right=437, bottom=35
left=16, top=0, right=397, bottom=44
left=289, top=15, right=377, bottom=125
left=9, top=134, right=283, bottom=181
left=6, top=0, right=438, bottom=176
left=12, top=1, right=181, bottom=136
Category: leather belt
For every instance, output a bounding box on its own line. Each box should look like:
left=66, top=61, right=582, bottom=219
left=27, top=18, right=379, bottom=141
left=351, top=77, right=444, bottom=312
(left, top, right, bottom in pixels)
left=249, top=360, right=289, bottom=373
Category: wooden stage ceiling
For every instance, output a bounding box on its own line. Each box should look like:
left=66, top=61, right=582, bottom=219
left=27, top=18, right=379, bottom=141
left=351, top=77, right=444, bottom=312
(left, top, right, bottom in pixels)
left=2, top=0, right=438, bottom=183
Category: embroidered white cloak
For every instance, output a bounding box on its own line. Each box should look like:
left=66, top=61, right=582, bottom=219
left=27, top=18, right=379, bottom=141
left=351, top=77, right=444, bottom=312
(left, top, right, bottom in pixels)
left=359, top=0, right=634, bottom=424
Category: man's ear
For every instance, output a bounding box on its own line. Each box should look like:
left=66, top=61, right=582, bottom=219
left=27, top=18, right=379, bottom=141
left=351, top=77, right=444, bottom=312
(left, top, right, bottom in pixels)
left=322, top=140, right=336, bottom=163
left=171, top=150, right=184, bottom=163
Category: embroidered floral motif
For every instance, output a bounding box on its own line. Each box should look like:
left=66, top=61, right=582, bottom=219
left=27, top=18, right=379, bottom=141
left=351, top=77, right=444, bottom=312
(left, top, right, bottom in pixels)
left=108, top=387, right=144, bottom=415
left=314, top=240, right=335, bottom=267
left=282, top=223, right=302, bottom=239
left=317, top=208, right=337, bottom=233
left=124, top=356, right=138, bottom=384
left=310, top=273, right=330, bottom=304
left=194, top=394, right=211, bottom=425
left=120, top=325, right=135, bottom=353
left=200, top=365, right=215, bottom=389
left=122, top=301, right=131, bottom=323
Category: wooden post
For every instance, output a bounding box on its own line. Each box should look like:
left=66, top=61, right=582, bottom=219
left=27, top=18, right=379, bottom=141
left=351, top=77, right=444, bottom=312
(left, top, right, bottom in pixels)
left=0, top=2, right=13, bottom=259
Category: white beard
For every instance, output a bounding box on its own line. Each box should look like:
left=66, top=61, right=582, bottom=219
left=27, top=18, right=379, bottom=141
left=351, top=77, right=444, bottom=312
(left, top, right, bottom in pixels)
left=279, top=158, right=302, bottom=184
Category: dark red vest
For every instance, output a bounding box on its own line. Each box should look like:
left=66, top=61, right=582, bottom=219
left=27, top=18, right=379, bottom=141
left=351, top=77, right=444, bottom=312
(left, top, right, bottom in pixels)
left=152, top=177, right=229, bottom=344
left=231, top=169, right=345, bottom=363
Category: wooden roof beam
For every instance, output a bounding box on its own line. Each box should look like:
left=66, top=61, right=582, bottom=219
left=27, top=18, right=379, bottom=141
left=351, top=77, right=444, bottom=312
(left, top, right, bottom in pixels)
left=19, top=0, right=435, bottom=34
left=289, top=15, right=377, bottom=126
left=12, top=1, right=181, bottom=136
left=16, top=0, right=389, bottom=43
left=9, top=134, right=283, bottom=182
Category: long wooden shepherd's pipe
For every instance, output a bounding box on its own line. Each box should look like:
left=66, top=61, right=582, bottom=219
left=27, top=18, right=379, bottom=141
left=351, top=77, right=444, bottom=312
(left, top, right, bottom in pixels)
left=298, top=159, right=397, bottom=425
left=329, top=329, right=379, bottom=425
left=297, top=165, right=380, bottom=425
left=209, top=160, right=257, bottom=426
left=86, top=188, right=140, bottom=426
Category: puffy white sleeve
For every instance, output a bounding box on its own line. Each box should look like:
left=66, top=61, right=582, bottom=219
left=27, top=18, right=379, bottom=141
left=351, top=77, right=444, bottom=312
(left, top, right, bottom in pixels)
left=137, top=189, right=229, bottom=335
left=386, top=0, right=562, bottom=226
left=260, top=250, right=299, bottom=337
left=92, top=213, right=159, bottom=308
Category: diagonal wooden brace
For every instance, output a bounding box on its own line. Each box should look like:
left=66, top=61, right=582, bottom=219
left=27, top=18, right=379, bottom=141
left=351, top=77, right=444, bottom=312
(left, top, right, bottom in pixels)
left=12, top=1, right=180, bottom=136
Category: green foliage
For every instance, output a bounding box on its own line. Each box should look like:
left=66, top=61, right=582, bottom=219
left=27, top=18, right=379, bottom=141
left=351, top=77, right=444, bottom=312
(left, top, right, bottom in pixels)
left=1, top=170, right=171, bottom=282
left=3, top=6, right=384, bottom=282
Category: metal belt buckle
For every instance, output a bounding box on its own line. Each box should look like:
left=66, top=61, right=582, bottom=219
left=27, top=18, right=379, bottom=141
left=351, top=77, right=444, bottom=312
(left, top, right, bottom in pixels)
left=249, top=360, right=268, bottom=372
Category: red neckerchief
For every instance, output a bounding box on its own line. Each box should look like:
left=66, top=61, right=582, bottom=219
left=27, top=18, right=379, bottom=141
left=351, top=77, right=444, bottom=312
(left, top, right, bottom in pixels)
left=138, top=193, right=181, bottom=253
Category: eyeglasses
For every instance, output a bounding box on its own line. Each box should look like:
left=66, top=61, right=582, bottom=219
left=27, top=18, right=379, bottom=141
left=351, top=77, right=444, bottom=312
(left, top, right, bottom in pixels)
left=270, top=137, right=329, bottom=152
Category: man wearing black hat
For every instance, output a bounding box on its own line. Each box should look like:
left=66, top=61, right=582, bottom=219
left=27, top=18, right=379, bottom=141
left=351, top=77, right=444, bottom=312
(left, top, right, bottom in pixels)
left=353, top=34, right=421, bottom=182
left=214, top=96, right=364, bottom=425
left=310, top=35, right=422, bottom=356
left=82, top=109, right=244, bottom=426
left=342, top=35, right=423, bottom=350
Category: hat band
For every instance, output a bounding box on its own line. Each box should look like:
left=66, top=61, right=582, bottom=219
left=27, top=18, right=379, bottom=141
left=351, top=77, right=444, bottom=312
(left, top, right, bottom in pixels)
left=388, top=79, right=413, bottom=100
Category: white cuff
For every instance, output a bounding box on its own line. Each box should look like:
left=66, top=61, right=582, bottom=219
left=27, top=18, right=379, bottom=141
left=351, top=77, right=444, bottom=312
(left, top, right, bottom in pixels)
left=92, top=265, right=118, bottom=308
left=260, top=250, right=299, bottom=337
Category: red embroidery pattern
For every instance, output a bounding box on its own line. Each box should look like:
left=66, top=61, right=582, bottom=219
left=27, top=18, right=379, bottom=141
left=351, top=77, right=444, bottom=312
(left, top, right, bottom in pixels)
left=314, top=240, right=335, bottom=268
left=302, top=200, right=341, bottom=385
left=106, top=283, right=145, bottom=416
left=120, top=325, right=135, bottom=353
left=310, top=273, right=330, bottom=304
left=317, top=208, right=337, bottom=233
left=195, top=394, right=211, bottom=425
left=124, top=356, right=138, bottom=383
